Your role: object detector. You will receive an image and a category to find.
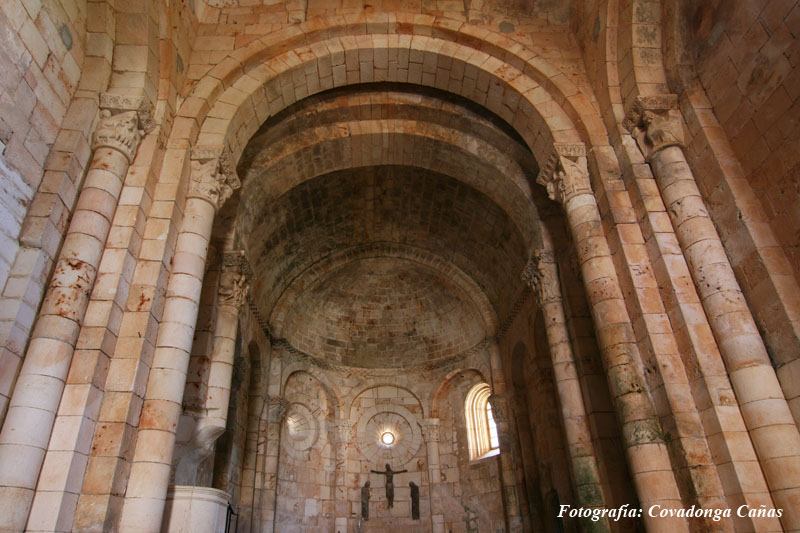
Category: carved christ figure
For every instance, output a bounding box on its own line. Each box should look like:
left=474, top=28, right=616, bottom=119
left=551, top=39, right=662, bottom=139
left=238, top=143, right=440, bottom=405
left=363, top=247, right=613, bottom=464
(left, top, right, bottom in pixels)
left=370, top=463, right=407, bottom=508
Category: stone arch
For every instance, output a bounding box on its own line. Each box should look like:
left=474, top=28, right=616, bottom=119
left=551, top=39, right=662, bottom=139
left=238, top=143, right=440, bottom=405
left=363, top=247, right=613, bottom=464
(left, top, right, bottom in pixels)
left=282, top=372, right=333, bottom=460
left=615, top=0, right=669, bottom=110
left=431, top=367, right=490, bottom=418
left=347, top=382, right=428, bottom=420
left=234, top=120, right=542, bottom=242
left=247, top=340, right=267, bottom=393
left=280, top=365, right=343, bottom=417
left=199, top=33, right=576, bottom=163
left=172, top=14, right=609, bottom=168
left=577, top=0, right=670, bottom=128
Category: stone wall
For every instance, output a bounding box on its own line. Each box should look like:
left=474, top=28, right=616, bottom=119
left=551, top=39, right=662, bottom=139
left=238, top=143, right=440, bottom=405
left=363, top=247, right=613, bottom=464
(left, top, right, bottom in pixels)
left=275, top=370, right=335, bottom=532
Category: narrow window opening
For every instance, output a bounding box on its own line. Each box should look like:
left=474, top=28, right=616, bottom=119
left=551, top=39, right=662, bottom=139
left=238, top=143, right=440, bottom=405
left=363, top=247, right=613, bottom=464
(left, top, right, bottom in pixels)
left=465, top=383, right=500, bottom=460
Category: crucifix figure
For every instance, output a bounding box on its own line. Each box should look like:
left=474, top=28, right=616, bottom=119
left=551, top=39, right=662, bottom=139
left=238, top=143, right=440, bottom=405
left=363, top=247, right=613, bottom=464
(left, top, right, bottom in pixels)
left=370, top=463, right=407, bottom=508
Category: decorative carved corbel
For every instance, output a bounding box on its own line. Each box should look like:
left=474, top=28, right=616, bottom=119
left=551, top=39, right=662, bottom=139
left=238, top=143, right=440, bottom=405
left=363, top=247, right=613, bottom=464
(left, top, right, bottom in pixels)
left=536, top=143, right=592, bottom=206
left=190, top=146, right=241, bottom=211
left=623, top=94, right=685, bottom=161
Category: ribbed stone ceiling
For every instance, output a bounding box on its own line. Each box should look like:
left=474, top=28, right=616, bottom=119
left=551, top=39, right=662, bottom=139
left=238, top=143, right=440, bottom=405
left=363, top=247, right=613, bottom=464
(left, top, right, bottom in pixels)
left=229, top=85, right=539, bottom=367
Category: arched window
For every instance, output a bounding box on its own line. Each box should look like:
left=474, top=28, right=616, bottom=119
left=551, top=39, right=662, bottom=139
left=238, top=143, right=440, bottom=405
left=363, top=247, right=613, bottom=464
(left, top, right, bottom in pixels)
left=465, top=383, right=500, bottom=459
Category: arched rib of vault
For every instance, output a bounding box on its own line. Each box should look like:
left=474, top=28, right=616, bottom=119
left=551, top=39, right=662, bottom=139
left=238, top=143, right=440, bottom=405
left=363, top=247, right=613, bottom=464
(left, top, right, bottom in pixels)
left=280, top=368, right=343, bottom=419
left=241, top=85, right=537, bottom=176
left=172, top=16, right=611, bottom=168
left=268, top=242, right=498, bottom=338
left=177, top=13, right=604, bottom=155
left=211, top=86, right=545, bottom=258
left=237, top=120, right=540, bottom=245
left=431, top=367, right=491, bottom=419
left=347, top=382, right=427, bottom=420
left=615, top=0, right=669, bottom=107
left=195, top=34, right=578, bottom=165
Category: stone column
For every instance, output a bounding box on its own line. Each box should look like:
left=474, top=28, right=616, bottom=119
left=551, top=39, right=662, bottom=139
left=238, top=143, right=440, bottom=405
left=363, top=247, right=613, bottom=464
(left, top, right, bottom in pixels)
left=117, top=149, right=240, bottom=532
left=333, top=418, right=353, bottom=533
left=628, top=96, right=800, bottom=529
left=485, top=342, right=525, bottom=532
left=485, top=389, right=523, bottom=533
left=536, top=144, right=687, bottom=532
left=237, top=343, right=267, bottom=533
left=262, top=395, right=288, bottom=533
left=0, top=105, right=145, bottom=532
left=508, top=391, right=546, bottom=526
left=174, top=254, right=248, bottom=487
left=199, top=253, right=248, bottom=439
left=244, top=396, right=269, bottom=533
left=522, top=250, right=610, bottom=533
left=419, top=418, right=443, bottom=533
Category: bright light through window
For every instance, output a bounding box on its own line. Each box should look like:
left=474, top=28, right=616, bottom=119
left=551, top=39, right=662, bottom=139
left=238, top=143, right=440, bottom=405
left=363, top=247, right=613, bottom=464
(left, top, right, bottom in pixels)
left=381, top=431, right=395, bottom=445
left=465, top=382, right=500, bottom=459
left=487, top=401, right=499, bottom=450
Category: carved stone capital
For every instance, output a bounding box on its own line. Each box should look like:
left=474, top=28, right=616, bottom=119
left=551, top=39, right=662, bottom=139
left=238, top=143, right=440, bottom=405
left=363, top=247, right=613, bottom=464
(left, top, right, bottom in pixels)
left=623, top=94, right=684, bottom=161
left=267, top=396, right=289, bottom=423
left=92, top=110, right=142, bottom=163
left=420, top=418, right=441, bottom=443
left=99, top=92, right=155, bottom=133
left=521, top=249, right=561, bottom=305
left=218, top=252, right=248, bottom=308
left=333, top=419, right=354, bottom=444
left=189, top=146, right=241, bottom=211
left=536, top=143, right=592, bottom=206
left=623, top=94, right=678, bottom=131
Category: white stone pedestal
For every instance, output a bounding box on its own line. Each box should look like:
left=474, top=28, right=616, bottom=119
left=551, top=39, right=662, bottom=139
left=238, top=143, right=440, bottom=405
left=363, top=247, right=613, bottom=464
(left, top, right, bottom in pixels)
left=162, top=486, right=232, bottom=533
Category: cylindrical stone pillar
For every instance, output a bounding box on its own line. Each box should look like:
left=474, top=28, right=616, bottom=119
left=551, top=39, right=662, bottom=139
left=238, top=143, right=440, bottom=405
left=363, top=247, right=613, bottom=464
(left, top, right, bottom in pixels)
left=237, top=384, right=265, bottom=533
left=262, top=395, right=287, bottom=533
left=420, top=418, right=443, bottom=533
left=117, top=153, right=240, bottom=532
left=487, top=343, right=525, bottom=533
left=333, top=419, right=354, bottom=533
left=536, top=144, right=687, bottom=532
left=201, top=254, right=248, bottom=435
left=522, top=249, right=610, bottom=533
left=631, top=99, right=800, bottom=529
left=0, top=109, right=142, bottom=533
